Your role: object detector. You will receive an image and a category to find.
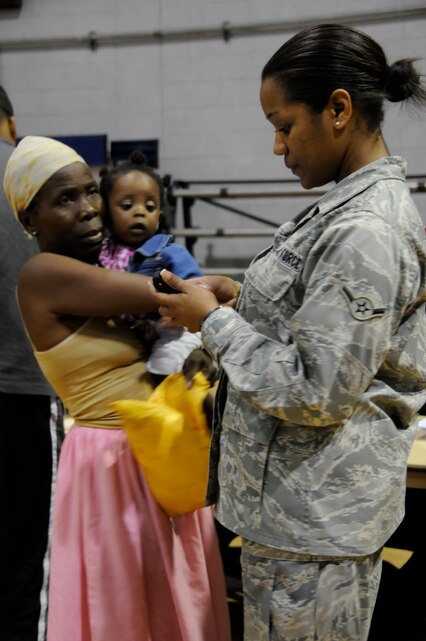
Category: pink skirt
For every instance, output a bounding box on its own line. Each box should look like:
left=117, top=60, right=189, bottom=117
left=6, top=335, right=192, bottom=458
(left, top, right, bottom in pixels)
left=47, top=425, right=231, bottom=641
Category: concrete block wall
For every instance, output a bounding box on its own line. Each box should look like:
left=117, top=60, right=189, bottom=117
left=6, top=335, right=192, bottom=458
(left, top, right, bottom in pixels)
left=0, top=0, right=425, bottom=268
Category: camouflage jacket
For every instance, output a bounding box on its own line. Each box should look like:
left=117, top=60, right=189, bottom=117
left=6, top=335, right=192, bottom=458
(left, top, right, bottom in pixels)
left=202, top=157, right=426, bottom=556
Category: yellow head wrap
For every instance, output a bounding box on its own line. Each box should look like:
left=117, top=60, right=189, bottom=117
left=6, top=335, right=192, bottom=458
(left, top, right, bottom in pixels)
left=3, top=135, right=87, bottom=219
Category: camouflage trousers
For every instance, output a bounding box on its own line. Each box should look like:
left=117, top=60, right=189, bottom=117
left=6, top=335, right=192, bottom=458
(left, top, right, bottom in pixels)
left=241, top=540, right=382, bottom=641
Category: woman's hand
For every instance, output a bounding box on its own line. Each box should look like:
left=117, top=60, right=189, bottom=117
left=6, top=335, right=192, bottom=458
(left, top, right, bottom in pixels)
left=149, top=270, right=241, bottom=332
left=185, top=274, right=241, bottom=307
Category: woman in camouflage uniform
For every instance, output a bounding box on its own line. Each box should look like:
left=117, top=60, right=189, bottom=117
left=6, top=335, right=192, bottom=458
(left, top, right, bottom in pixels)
left=151, top=24, right=426, bottom=641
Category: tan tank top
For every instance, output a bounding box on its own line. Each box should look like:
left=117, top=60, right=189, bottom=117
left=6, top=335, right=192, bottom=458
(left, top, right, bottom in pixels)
left=34, top=317, right=153, bottom=428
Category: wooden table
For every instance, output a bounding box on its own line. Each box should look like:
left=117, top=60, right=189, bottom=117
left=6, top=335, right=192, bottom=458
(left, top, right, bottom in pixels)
left=406, top=418, right=426, bottom=489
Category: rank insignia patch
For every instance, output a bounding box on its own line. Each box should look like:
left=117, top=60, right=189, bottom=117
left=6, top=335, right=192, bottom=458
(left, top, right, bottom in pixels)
left=341, top=286, right=386, bottom=321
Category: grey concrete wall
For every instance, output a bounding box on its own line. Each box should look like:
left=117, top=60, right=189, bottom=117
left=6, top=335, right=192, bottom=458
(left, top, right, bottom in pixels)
left=1, top=0, right=425, bottom=268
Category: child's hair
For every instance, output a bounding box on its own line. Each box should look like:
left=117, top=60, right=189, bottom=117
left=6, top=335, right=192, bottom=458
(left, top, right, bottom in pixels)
left=99, top=150, right=171, bottom=232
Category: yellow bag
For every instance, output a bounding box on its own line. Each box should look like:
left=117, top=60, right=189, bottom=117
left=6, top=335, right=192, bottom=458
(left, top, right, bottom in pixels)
left=111, top=372, right=211, bottom=517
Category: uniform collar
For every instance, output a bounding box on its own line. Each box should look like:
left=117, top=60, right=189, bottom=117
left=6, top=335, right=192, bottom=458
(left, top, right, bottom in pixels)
left=282, top=157, right=408, bottom=237
left=317, top=156, right=407, bottom=216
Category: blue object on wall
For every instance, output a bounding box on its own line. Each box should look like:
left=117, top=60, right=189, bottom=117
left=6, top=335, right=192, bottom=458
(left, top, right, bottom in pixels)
left=17, top=134, right=108, bottom=166
left=49, top=135, right=108, bottom=166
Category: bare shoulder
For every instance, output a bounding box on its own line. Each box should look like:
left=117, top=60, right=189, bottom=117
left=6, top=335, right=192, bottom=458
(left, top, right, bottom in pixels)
left=19, top=252, right=88, bottom=287
left=17, top=252, right=157, bottom=348
left=18, top=253, right=104, bottom=309
left=17, top=253, right=90, bottom=350
left=19, top=252, right=53, bottom=280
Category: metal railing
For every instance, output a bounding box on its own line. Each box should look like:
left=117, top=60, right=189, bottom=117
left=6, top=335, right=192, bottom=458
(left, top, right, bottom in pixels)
left=169, top=175, right=426, bottom=244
